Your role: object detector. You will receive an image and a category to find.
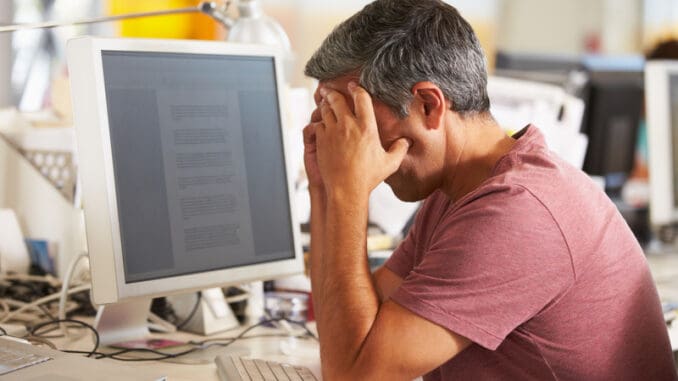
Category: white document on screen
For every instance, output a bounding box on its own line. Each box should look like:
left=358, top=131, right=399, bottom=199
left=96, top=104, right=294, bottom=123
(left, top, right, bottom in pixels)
left=156, top=89, right=256, bottom=271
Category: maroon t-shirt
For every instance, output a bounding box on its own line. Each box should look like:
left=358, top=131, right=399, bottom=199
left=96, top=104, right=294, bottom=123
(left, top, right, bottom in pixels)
left=385, top=126, right=676, bottom=380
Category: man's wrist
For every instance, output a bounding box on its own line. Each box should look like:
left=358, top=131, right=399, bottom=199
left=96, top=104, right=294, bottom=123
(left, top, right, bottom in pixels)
left=325, top=186, right=369, bottom=209
left=309, top=184, right=326, bottom=199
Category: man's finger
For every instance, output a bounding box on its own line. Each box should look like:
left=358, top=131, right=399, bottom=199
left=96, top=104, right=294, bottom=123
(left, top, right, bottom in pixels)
left=385, top=138, right=412, bottom=172
left=348, top=82, right=376, bottom=127
left=313, top=86, right=323, bottom=106
left=310, top=107, right=322, bottom=123
left=320, top=101, right=337, bottom=129
left=303, top=122, right=325, bottom=149
left=314, top=119, right=328, bottom=148
left=320, top=88, right=353, bottom=126
left=303, top=123, right=316, bottom=145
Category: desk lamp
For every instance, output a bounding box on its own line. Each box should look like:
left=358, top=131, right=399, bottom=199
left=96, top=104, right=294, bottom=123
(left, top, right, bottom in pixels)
left=0, top=0, right=292, bottom=58
left=0, top=1, right=290, bottom=51
left=0, top=1, right=294, bottom=105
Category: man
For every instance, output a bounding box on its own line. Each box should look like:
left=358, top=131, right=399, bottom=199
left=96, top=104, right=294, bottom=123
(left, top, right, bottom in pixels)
left=302, top=1, right=676, bottom=380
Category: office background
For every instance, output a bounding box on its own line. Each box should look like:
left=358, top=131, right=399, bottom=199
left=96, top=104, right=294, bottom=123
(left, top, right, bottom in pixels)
left=3, top=0, right=678, bottom=109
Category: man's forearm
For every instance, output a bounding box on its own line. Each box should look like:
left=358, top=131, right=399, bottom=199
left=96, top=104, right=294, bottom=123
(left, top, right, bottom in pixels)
left=308, top=186, right=326, bottom=319
left=315, top=192, right=380, bottom=377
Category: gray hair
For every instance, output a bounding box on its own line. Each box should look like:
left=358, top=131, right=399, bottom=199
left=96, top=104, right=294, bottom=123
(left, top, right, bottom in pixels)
left=304, top=0, right=490, bottom=118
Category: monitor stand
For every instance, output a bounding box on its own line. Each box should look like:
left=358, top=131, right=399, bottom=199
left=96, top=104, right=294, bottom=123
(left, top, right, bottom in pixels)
left=94, top=298, right=152, bottom=347
left=94, top=288, right=241, bottom=347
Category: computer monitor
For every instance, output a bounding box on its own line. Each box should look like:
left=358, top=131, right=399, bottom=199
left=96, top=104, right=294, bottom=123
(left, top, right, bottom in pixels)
left=67, top=37, right=304, bottom=344
left=579, top=70, right=644, bottom=180
left=493, top=50, right=581, bottom=87
left=646, top=61, right=678, bottom=227
left=573, top=56, right=645, bottom=197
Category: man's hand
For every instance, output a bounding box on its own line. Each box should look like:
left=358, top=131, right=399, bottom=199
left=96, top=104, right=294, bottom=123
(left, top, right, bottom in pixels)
left=315, top=82, right=411, bottom=199
left=303, top=107, right=325, bottom=191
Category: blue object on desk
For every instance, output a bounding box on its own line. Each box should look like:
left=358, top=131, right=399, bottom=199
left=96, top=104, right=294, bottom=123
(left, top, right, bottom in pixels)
left=25, top=239, right=55, bottom=275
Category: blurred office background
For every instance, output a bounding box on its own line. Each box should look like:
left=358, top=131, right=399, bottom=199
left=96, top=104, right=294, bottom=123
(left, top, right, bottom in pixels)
left=3, top=0, right=678, bottom=109
left=4, top=0, right=678, bottom=277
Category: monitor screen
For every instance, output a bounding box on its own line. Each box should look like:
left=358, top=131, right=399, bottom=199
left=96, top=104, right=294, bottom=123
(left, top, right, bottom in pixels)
left=100, top=51, right=294, bottom=283
left=580, top=71, right=643, bottom=179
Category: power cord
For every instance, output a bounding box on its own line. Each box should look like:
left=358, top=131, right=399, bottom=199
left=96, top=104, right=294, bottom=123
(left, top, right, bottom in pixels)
left=47, top=317, right=317, bottom=362
left=175, top=292, right=202, bottom=331
left=0, top=284, right=91, bottom=324
left=58, top=253, right=89, bottom=338
left=30, top=318, right=100, bottom=358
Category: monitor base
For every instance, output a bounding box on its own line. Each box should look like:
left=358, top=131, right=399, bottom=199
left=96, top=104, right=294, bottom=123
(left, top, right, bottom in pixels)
left=94, top=298, right=152, bottom=347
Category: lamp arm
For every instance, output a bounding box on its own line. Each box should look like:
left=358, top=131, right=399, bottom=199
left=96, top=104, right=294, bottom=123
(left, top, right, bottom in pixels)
left=0, top=1, right=233, bottom=33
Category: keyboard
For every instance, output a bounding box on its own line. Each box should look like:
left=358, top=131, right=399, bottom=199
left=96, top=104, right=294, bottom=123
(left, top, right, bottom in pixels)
left=0, top=341, right=52, bottom=375
left=216, top=354, right=318, bottom=381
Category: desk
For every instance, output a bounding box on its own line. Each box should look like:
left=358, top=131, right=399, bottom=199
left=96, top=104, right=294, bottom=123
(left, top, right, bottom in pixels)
left=50, top=318, right=322, bottom=380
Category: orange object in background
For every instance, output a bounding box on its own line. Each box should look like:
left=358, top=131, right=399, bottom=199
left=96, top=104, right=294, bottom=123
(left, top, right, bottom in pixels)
left=108, top=0, right=221, bottom=40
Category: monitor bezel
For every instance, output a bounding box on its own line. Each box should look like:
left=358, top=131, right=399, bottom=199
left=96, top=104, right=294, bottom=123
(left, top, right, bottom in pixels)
left=68, top=37, right=304, bottom=304
left=646, top=61, right=678, bottom=226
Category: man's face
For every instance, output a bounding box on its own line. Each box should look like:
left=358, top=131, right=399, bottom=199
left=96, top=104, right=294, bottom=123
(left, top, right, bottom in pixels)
left=314, top=77, right=446, bottom=201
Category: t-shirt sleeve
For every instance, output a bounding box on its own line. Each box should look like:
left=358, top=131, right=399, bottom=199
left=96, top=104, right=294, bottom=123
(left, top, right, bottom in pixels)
left=390, top=186, right=574, bottom=351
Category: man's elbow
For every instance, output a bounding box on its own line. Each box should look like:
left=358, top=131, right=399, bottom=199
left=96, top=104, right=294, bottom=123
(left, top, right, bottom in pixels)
left=322, top=355, right=416, bottom=381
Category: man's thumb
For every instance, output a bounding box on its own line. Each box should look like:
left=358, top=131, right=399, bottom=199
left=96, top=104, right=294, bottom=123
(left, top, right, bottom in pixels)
left=386, top=138, right=412, bottom=167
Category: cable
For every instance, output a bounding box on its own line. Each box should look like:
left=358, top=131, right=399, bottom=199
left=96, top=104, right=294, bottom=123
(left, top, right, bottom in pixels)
left=30, top=318, right=99, bottom=357
left=290, top=319, right=318, bottom=341
left=175, top=292, right=202, bottom=330
left=58, top=253, right=88, bottom=337
left=0, top=300, right=9, bottom=319
left=38, top=305, right=56, bottom=321
left=0, top=284, right=91, bottom=324
left=95, top=318, right=305, bottom=362
left=96, top=319, right=291, bottom=362
left=25, top=336, right=57, bottom=350
left=2, top=274, right=61, bottom=287
left=27, top=316, right=315, bottom=363
left=192, top=317, right=315, bottom=346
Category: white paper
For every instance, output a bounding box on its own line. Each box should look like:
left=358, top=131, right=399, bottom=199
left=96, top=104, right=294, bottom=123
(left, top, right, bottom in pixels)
left=0, top=209, right=30, bottom=274
left=488, top=76, right=588, bottom=169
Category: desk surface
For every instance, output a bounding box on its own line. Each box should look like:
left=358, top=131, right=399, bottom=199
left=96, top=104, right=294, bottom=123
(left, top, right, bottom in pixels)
left=51, top=319, right=322, bottom=381
left=42, top=248, right=678, bottom=379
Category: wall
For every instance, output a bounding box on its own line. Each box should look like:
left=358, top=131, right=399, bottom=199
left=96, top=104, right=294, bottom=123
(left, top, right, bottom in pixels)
left=644, top=0, right=678, bottom=50
left=496, top=0, right=643, bottom=55
left=0, top=2, right=12, bottom=107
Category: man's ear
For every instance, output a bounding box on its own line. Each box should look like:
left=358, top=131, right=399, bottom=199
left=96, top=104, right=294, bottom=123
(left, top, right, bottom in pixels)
left=412, top=82, right=447, bottom=130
